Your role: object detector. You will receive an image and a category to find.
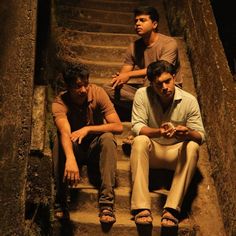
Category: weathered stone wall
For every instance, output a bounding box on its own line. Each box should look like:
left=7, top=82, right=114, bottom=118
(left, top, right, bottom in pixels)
left=0, top=1, right=37, bottom=235
left=164, top=0, right=236, bottom=235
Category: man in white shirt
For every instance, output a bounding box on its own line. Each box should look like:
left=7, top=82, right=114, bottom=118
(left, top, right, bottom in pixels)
left=130, top=60, right=205, bottom=227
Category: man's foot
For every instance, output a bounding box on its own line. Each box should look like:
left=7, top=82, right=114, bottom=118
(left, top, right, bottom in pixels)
left=54, top=203, right=70, bottom=220
left=161, top=208, right=179, bottom=227
left=99, top=206, right=116, bottom=224
left=134, top=209, right=153, bottom=225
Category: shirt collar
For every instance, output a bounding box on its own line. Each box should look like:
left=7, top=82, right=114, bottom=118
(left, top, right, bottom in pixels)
left=173, top=86, right=183, bottom=102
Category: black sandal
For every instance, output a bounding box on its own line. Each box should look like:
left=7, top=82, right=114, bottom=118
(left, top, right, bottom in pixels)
left=99, top=206, right=116, bottom=224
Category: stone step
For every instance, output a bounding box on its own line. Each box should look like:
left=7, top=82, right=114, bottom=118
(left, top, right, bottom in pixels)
left=69, top=186, right=167, bottom=214
left=78, top=160, right=131, bottom=188
left=88, top=77, right=144, bottom=87
left=59, top=41, right=127, bottom=63
left=56, top=38, right=187, bottom=85
left=57, top=6, right=134, bottom=25
left=116, top=160, right=131, bottom=187
left=53, top=210, right=195, bottom=236
left=56, top=0, right=170, bottom=35
left=56, top=28, right=137, bottom=47
left=116, top=121, right=133, bottom=139
left=58, top=18, right=136, bottom=34
left=59, top=37, right=186, bottom=66
left=59, top=56, right=122, bottom=78
left=57, top=0, right=147, bottom=13
left=77, top=161, right=175, bottom=190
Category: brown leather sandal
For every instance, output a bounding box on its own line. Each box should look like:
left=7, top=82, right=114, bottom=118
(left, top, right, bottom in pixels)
left=134, top=209, right=153, bottom=225
left=161, top=209, right=179, bottom=227
left=99, top=206, right=116, bottom=224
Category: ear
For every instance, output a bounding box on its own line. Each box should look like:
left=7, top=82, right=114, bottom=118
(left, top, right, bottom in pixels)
left=153, top=21, right=158, bottom=30
left=172, top=74, right=176, bottom=81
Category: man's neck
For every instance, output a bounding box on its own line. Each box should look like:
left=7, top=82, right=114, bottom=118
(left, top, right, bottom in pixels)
left=143, top=31, right=159, bottom=46
left=158, top=96, right=174, bottom=113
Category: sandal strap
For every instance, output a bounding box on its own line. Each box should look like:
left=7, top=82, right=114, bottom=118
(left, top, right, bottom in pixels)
left=100, top=206, right=113, bottom=211
left=134, top=210, right=153, bottom=224
left=161, top=209, right=179, bottom=224
left=161, top=215, right=179, bottom=224
left=99, top=207, right=116, bottom=224
left=99, top=206, right=115, bottom=218
left=135, top=210, right=153, bottom=219
left=99, top=210, right=115, bottom=218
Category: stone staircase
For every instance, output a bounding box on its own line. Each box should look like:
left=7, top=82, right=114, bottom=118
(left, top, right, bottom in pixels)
left=51, top=0, right=226, bottom=235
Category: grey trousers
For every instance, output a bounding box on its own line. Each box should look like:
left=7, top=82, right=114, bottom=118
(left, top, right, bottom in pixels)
left=102, top=83, right=142, bottom=121
left=130, top=135, right=199, bottom=212
left=53, top=132, right=117, bottom=207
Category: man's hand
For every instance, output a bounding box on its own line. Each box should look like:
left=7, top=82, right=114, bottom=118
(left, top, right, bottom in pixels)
left=64, top=157, right=80, bottom=186
left=160, top=122, right=176, bottom=138
left=111, top=72, right=130, bottom=89
left=174, top=125, right=189, bottom=140
left=70, top=126, right=90, bottom=144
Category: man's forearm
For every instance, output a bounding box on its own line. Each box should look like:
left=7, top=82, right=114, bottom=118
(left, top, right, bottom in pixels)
left=139, top=126, right=162, bottom=138
left=87, top=123, right=123, bottom=135
left=60, top=133, right=76, bottom=161
left=187, top=130, right=203, bottom=144
left=126, top=68, right=147, bottom=79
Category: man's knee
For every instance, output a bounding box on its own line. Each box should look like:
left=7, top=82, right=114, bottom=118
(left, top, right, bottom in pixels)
left=102, top=84, right=114, bottom=99
left=99, top=132, right=116, bottom=147
left=132, top=135, right=150, bottom=151
left=184, top=141, right=200, bottom=162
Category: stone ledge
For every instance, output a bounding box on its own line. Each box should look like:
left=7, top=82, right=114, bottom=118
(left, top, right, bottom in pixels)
left=30, top=86, right=47, bottom=155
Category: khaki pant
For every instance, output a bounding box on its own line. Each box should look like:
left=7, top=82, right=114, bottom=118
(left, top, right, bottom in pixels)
left=130, top=135, right=199, bottom=212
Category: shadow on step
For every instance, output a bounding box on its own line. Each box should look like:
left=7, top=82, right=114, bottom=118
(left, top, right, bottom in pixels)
left=160, top=226, right=178, bottom=236
left=136, top=224, right=153, bottom=236
left=53, top=219, right=75, bottom=236
left=149, top=167, right=203, bottom=219
left=100, top=222, right=113, bottom=233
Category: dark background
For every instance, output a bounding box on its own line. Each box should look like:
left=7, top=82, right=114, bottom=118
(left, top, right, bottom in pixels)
left=211, top=0, right=236, bottom=78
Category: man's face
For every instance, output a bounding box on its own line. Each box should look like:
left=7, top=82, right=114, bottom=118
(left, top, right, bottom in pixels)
left=68, top=77, right=89, bottom=104
left=151, top=72, right=175, bottom=102
left=134, top=14, right=157, bottom=36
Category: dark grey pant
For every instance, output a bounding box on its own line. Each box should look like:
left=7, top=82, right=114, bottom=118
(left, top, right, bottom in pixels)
left=53, top=132, right=117, bottom=208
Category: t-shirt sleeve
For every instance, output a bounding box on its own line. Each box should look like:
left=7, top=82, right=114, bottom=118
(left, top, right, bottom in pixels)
left=160, top=38, right=178, bottom=66
left=95, top=86, right=117, bottom=116
left=123, top=43, right=135, bottom=66
left=51, top=95, right=68, bottom=122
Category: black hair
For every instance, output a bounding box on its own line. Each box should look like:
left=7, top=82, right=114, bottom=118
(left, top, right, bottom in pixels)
left=62, top=63, right=89, bottom=87
left=147, top=60, right=176, bottom=82
left=133, top=6, right=159, bottom=23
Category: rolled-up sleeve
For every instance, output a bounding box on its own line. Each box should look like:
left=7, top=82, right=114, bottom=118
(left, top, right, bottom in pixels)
left=186, top=98, right=206, bottom=143
left=131, top=88, right=149, bottom=135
